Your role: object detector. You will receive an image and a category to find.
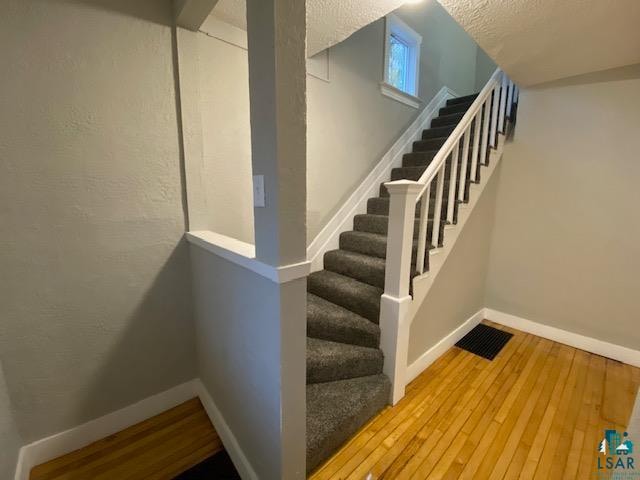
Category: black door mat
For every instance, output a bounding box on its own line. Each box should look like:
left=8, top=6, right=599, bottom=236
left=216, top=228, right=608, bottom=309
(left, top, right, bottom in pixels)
left=173, top=450, right=241, bottom=479
left=455, top=324, right=513, bottom=360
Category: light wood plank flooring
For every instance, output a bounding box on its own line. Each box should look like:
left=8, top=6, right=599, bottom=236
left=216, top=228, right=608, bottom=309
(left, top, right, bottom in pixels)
left=31, top=398, right=222, bottom=480
left=310, top=321, right=640, bottom=479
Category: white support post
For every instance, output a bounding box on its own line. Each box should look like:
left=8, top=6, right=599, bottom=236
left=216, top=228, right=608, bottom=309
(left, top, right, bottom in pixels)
left=470, top=113, right=481, bottom=182
left=381, top=180, right=421, bottom=404
left=458, top=129, right=471, bottom=203
left=498, top=73, right=508, bottom=133
left=490, top=82, right=500, bottom=148
left=480, top=98, right=491, bottom=166
left=446, top=143, right=459, bottom=224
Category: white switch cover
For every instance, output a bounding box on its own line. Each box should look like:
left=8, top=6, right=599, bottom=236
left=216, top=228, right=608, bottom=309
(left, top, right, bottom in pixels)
left=253, top=175, right=265, bottom=207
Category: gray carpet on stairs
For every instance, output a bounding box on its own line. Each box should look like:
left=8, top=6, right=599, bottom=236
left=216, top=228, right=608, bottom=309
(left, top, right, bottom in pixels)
left=305, top=92, right=490, bottom=474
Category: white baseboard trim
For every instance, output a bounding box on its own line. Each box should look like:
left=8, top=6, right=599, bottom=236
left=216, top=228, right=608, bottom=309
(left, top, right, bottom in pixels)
left=306, top=85, right=456, bottom=272
left=14, top=380, right=198, bottom=480
left=484, top=308, right=640, bottom=368
left=14, top=379, right=258, bottom=480
left=194, top=380, right=258, bottom=480
left=405, top=308, right=484, bottom=385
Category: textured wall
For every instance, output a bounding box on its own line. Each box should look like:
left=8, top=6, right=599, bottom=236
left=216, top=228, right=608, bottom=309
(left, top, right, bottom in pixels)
left=437, top=0, right=640, bottom=86
left=0, top=0, right=195, bottom=442
left=212, top=0, right=407, bottom=56
left=486, top=74, right=640, bottom=349
left=408, top=167, right=500, bottom=363
left=189, top=0, right=482, bottom=244
left=0, top=362, right=22, bottom=479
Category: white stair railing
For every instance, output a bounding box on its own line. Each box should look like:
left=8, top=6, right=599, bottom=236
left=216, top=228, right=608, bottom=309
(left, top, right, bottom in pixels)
left=380, top=68, right=518, bottom=404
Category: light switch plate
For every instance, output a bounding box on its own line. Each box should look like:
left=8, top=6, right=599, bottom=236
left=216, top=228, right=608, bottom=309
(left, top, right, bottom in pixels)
left=253, top=175, right=265, bottom=207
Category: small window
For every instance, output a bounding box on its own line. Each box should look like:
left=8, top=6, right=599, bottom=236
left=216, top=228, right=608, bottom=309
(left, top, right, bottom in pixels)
left=382, top=14, right=422, bottom=107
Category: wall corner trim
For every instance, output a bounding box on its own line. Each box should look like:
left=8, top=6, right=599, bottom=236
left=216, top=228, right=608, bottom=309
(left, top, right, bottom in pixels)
left=484, top=308, right=640, bottom=368
left=405, top=308, right=484, bottom=386
left=14, top=380, right=199, bottom=480
left=306, top=85, right=455, bottom=272
left=194, top=380, right=258, bottom=480
left=186, top=230, right=311, bottom=283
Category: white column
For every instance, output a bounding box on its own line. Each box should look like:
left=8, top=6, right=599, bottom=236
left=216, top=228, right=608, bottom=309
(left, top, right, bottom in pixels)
left=246, top=1, right=307, bottom=478
left=381, top=180, right=421, bottom=404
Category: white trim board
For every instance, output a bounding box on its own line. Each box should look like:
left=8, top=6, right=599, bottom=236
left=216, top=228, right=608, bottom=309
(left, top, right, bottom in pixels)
left=405, top=309, right=484, bottom=385
left=14, top=380, right=198, bottom=480
left=194, top=380, right=258, bottom=480
left=485, top=308, right=640, bottom=368
left=14, top=379, right=258, bottom=480
left=306, top=85, right=456, bottom=272
left=186, top=230, right=311, bottom=284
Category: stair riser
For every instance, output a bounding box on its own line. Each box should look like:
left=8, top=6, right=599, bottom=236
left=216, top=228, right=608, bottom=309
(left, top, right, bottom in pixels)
left=422, top=125, right=455, bottom=139
left=307, top=352, right=383, bottom=384
left=446, top=93, right=478, bottom=106
left=431, top=113, right=464, bottom=128
left=439, top=101, right=474, bottom=116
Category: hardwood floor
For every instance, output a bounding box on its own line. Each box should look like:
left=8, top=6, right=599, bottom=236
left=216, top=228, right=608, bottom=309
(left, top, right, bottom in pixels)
left=30, top=398, right=222, bottom=480
left=309, top=321, right=640, bottom=479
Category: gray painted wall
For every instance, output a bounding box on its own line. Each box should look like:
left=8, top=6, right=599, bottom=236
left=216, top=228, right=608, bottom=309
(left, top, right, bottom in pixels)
left=0, top=0, right=195, bottom=444
left=408, top=165, right=500, bottom=363
left=0, top=362, right=22, bottom=479
left=486, top=74, right=640, bottom=350
left=475, top=47, right=497, bottom=91
left=189, top=0, right=484, bottom=244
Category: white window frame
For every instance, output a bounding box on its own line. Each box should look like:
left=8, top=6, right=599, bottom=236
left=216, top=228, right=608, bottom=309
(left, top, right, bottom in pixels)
left=381, top=14, right=422, bottom=108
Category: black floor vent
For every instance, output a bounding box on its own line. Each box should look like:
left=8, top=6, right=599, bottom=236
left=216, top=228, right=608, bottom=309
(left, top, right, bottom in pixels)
left=455, top=324, right=513, bottom=360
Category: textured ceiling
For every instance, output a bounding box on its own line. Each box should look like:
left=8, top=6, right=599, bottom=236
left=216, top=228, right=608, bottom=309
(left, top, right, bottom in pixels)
left=212, top=0, right=406, bottom=56
left=437, top=0, right=640, bottom=86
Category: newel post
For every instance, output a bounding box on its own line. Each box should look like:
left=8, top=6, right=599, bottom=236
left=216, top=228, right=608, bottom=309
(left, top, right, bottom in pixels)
left=381, top=180, right=421, bottom=405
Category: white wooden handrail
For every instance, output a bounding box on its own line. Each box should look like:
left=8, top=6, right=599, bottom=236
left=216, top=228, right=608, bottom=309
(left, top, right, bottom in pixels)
left=379, top=68, right=518, bottom=404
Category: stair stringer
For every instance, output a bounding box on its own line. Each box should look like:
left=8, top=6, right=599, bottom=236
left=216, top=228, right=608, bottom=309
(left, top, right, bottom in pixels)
left=402, top=131, right=507, bottom=387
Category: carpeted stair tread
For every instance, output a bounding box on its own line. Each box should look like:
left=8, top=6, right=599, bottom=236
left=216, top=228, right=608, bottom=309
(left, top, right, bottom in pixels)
left=446, top=93, right=478, bottom=105
left=307, top=293, right=380, bottom=348
left=324, top=249, right=387, bottom=289
left=307, top=337, right=383, bottom=384
left=353, top=213, right=445, bottom=241
left=402, top=150, right=439, bottom=167
left=308, top=270, right=382, bottom=323
left=422, top=124, right=456, bottom=139
left=307, top=375, right=390, bottom=474
left=439, top=101, right=474, bottom=116
left=431, top=111, right=465, bottom=127
left=413, top=136, right=448, bottom=151
left=339, top=230, right=429, bottom=271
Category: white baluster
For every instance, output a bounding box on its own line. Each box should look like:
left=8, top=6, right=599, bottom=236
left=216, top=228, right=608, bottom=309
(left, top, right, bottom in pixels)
left=470, top=112, right=481, bottom=182
left=458, top=128, right=471, bottom=203
left=430, top=168, right=445, bottom=248
left=446, top=141, right=459, bottom=224
left=415, top=185, right=431, bottom=274
left=480, top=98, right=491, bottom=166
left=498, top=73, right=508, bottom=133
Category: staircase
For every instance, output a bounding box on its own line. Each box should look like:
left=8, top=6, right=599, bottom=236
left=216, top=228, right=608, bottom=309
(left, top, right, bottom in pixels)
left=305, top=87, right=512, bottom=473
